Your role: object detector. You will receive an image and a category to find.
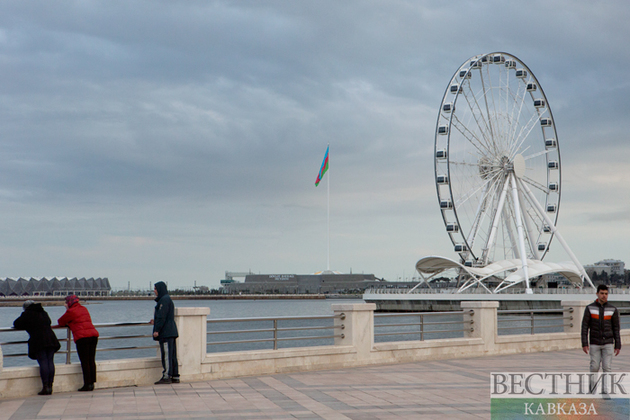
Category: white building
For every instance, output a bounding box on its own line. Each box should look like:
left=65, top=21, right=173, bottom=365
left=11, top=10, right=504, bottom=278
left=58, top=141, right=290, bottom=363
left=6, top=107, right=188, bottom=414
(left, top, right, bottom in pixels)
left=584, top=259, right=625, bottom=277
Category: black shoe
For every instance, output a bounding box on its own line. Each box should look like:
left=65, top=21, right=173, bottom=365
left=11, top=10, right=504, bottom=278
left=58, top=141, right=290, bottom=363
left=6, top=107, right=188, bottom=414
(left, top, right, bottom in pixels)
left=38, top=386, right=50, bottom=396
left=171, top=377, right=180, bottom=384
left=78, top=383, right=94, bottom=392
left=154, top=377, right=172, bottom=385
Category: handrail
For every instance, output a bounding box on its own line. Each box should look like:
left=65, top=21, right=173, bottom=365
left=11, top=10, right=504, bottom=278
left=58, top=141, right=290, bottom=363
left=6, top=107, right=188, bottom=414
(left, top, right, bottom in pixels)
left=206, top=313, right=345, bottom=351
left=376, top=310, right=472, bottom=317
left=497, top=308, right=571, bottom=314
left=363, top=287, right=630, bottom=295
left=206, top=314, right=343, bottom=323
left=0, top=321, right=156, bottom=364
left=497, top=308, right=573, bottom=335
left=374, top=310, right=473, bottom=341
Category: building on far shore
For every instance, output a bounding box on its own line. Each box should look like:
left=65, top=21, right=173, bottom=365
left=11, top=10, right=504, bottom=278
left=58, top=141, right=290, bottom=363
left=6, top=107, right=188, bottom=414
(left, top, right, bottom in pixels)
left=0, top=277, right=111, bottom=297
left=584, top=259, right=626, bottom=277
left=220, top=271, right=413, bottom=294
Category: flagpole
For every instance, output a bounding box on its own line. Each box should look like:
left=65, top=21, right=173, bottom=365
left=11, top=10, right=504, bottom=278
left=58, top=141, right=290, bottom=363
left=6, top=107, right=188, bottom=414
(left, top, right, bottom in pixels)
left=327, top=144, right=330, bottom=271
left=315, top=144, right=330, bottom=272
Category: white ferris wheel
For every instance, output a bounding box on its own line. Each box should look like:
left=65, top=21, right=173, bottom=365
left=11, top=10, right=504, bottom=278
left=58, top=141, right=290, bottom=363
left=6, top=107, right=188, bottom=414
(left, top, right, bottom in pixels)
left=416, top=52, right=594, bottom=293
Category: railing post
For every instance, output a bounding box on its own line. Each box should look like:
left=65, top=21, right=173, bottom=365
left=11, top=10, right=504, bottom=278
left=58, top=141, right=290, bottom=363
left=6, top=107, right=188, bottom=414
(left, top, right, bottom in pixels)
left=331, top=303, right=375, bottom=361
left=66, top=328, right=72, bottom=364
left=420, top=314, right=424, bottom=341
left=561, top=300, right=591, bottom=333
left=273, top=319, right=278, bottom=350
left=530, top=311, right=535, bottom=335
left=461, top=301, right=499, bottom=353
left=0, top=341, right=3, bottom=372
left=174, top=307, right=211, bottom=380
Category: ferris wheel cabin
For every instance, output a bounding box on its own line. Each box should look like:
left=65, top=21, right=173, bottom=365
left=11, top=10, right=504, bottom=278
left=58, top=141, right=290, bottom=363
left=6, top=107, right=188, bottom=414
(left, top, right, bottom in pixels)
left=454, top=244, right=468, bottom=252
left=450, top=84, right=462, bottom=94
left=545, top=139, right=557, bottom=148
left=446, top=223, right=459, bottom=233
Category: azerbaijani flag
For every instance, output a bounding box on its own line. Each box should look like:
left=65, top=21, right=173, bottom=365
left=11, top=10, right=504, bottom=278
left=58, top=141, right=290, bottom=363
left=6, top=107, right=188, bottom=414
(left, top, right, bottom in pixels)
left=315, top=145, right=329, bottom=187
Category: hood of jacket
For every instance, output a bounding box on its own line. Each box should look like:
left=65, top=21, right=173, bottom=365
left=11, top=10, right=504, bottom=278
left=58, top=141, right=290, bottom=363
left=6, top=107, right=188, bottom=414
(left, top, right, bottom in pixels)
left=25, top=302, right=44, bottom=313
left=155, top=281, right=169, bottom=302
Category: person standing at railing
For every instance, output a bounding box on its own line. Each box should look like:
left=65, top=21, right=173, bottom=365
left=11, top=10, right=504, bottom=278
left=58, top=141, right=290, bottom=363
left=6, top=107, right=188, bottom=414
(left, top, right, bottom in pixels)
left=149, top=281, right=180, bottom=384
left=13, top=300, right=61, bottom=395
left=57, top=295, right=99, bottom=392
left=581, top=284, right=621, bottom=394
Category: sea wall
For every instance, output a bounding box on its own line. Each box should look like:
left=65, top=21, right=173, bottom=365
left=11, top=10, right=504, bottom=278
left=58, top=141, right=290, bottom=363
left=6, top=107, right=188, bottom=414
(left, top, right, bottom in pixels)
left=1, top=301, right=627, bottom=399
left=372, top=299, right=564, bottom=311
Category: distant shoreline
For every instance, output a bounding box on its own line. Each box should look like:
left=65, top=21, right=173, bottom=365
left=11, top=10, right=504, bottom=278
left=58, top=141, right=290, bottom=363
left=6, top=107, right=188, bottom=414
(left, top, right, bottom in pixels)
left=0, top=294, right=362, bottom=306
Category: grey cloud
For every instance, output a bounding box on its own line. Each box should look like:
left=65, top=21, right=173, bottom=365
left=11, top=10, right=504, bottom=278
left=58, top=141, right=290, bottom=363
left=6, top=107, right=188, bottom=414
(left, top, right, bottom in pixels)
left=0, top=0, right=628, bottom=286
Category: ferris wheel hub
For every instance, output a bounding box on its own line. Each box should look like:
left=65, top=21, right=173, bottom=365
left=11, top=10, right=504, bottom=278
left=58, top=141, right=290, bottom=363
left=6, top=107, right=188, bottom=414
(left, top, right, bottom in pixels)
left=513, top=154, right=525, bottom=178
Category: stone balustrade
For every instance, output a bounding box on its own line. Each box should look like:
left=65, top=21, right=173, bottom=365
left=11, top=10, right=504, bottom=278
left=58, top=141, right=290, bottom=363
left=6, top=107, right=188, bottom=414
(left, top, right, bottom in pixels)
left=1, top=300, right=628, bottom=398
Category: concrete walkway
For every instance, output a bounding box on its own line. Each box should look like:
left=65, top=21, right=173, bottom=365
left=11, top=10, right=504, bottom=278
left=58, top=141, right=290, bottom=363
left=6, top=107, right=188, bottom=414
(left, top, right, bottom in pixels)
left=1, top=349, right=628, bottom=420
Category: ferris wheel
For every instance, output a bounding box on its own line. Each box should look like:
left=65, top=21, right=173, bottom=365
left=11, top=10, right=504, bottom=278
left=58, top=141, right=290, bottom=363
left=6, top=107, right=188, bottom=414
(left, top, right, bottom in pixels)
left=434, top=52, right=561, bottom=269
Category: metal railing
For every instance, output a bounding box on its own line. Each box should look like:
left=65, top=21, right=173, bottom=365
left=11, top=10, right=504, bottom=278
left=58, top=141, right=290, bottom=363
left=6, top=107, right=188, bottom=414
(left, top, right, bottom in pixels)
left=364, top=287, right=630, bottom=295
left=206, top=314, right=345, bottom=351
left=374, top=310, right=474, bottom=341
left=0, top=321, right=157, bottom=364
left=616, top=308, right=630, bottom=329
left=497, top=308, right=573, bottom=335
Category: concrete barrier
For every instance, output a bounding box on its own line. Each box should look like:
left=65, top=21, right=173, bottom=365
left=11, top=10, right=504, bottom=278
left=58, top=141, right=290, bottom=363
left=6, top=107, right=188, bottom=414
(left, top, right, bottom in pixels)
left=1, top=301, right=628, bottom=398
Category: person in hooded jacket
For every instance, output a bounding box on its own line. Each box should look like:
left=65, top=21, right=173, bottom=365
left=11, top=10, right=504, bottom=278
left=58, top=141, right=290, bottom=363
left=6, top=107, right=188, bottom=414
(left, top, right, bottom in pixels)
left=57, top=295, right=99, bottom=391
left=13, top=300, right=61, bottom=395
left=149, top=281, right=179, bottom=384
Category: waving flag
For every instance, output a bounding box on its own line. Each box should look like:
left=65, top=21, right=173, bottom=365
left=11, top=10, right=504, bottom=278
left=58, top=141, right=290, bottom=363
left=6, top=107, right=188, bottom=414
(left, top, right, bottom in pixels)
left=315, top=145, right=329, bottom=186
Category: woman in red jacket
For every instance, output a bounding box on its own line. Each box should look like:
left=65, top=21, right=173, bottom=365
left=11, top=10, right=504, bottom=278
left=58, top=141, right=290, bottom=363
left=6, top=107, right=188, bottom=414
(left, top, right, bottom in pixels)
left=57, top=295, right=99, bottom=391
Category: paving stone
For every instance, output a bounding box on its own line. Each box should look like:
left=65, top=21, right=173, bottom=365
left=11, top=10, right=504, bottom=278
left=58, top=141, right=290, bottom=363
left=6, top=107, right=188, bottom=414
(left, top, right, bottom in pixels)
left=0, top=349, right=606, bottom=419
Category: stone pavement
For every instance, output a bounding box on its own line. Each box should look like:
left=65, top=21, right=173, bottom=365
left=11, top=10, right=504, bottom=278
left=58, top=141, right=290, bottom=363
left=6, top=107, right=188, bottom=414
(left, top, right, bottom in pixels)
left=1, top=349, right=627, bottom=420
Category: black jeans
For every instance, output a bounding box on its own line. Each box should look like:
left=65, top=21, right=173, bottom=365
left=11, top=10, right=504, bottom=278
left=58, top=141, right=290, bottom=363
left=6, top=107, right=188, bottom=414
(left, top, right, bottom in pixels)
left=36, top=348, right=56, bottom=386
left=159, top=337, right=179, bottom=379
left=76, top=336, right=98, bottom=385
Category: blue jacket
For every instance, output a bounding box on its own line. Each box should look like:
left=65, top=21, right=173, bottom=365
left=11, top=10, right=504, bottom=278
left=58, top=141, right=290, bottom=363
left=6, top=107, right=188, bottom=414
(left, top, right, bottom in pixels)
left=153, top=281, right=178, bottom=340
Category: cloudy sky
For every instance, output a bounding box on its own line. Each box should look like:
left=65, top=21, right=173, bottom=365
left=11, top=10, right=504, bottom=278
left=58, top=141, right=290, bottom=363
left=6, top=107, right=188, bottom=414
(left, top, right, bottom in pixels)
left=0, top=1, right=628, bottom=290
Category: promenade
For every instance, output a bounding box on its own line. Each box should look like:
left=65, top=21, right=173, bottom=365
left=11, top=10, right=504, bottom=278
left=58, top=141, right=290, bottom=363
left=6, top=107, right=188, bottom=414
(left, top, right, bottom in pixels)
left=1, top=348, right=625, bottom=420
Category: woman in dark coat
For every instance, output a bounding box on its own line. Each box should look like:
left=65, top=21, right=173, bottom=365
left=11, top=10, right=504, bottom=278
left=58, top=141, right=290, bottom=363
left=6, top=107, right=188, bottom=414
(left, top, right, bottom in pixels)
left=13, top=300, right=61, bottom=395
left=58, top=295, right=99, bottom=391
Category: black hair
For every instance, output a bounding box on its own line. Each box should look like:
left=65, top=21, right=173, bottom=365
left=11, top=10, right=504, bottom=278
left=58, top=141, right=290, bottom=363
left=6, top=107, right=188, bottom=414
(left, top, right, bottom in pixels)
left=597, top=284, right=609, bottom=292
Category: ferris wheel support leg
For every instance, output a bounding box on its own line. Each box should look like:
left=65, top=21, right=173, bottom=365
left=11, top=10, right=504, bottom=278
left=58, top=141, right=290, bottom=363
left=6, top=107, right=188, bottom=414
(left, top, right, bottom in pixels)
left=483, top=178, right=511, bottom=265
left=518, top=187, right=541, bottom=260
left=510, top=174, right=532, bottom=293
left=517, top=177, right=595, bottom=289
